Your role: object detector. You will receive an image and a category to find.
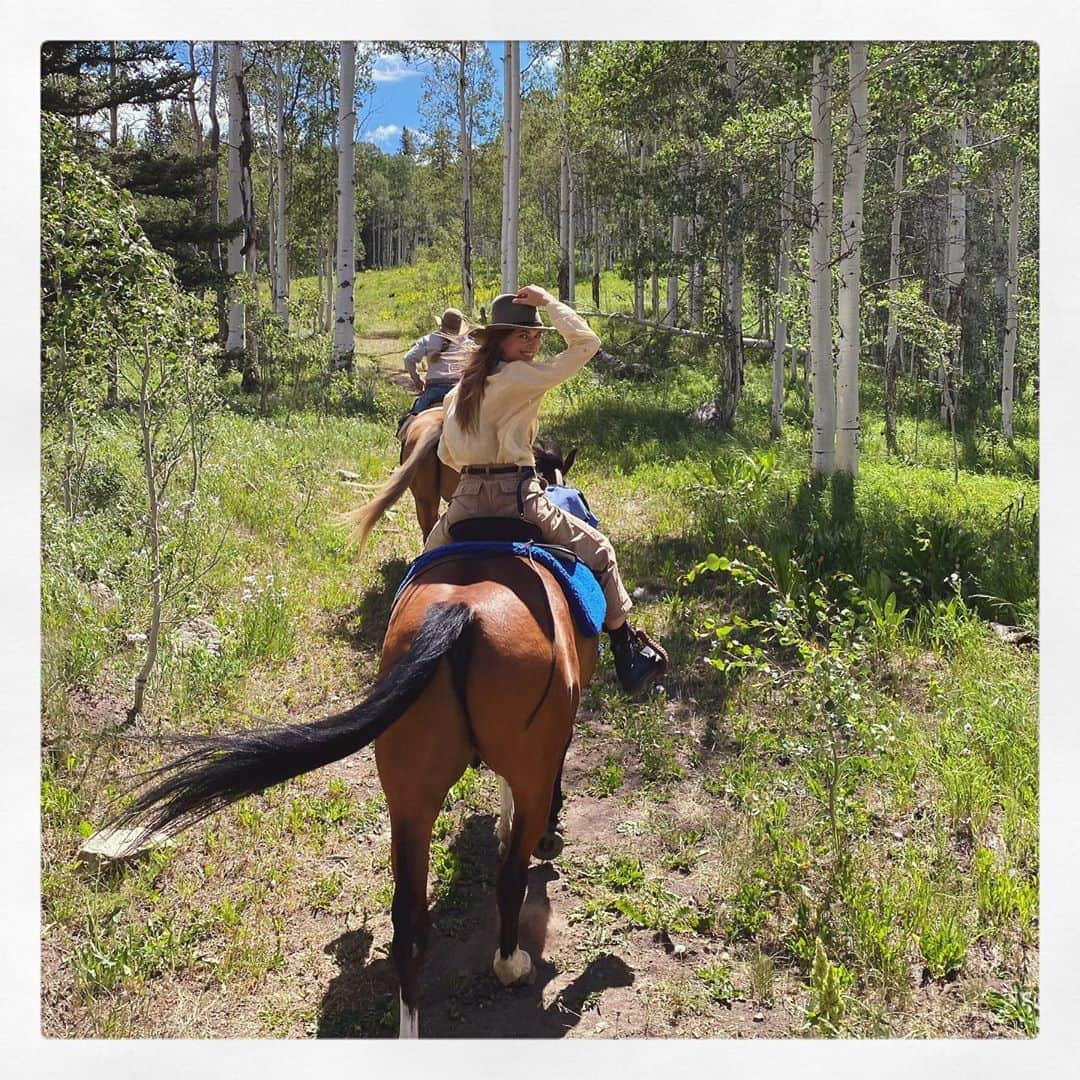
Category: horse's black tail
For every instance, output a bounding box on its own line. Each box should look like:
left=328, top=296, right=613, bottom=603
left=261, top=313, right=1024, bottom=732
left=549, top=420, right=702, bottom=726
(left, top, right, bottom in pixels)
left=109, top=602, right=473, bottom=841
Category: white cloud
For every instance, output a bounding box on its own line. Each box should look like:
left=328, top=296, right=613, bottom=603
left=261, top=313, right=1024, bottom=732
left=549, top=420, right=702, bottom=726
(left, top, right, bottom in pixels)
left=362, top=124, right=401, bottom=148
left=371, top=54, right=418, bottom=83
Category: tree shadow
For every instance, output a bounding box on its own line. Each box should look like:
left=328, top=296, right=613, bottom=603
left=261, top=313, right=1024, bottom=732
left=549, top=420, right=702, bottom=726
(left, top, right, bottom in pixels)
left=327, top=555, right=411, bottom=651
left=315, top=813, right=634, bottom=1038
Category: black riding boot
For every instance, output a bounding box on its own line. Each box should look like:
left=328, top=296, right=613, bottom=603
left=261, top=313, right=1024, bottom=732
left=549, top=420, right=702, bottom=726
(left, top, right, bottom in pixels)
left=608, top=623, right=668, bottom=694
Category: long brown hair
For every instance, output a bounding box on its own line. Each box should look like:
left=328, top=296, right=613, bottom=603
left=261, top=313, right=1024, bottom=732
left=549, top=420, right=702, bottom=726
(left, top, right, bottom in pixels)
left=452, top=329, right=514, bottom=434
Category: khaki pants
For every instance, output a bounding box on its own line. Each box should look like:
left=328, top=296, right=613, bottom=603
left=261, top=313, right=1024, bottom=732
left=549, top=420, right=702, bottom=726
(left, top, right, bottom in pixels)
left=423, top=471, right=633, bottom=627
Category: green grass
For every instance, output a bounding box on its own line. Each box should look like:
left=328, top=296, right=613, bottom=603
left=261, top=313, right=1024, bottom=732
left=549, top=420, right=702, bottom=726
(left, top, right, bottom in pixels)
left=41, top=265, right=1038, bottom=1039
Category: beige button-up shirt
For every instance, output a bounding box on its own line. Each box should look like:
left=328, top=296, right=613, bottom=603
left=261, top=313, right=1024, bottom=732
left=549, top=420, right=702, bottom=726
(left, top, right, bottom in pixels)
left=437, top=301, right=600, bottom=470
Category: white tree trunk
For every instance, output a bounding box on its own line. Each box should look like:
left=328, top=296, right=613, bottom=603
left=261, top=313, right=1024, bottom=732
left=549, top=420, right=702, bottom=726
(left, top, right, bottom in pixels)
left=458, top=42, right=474, bottom=313
left=568, top=159, right=576, bottom=306
left=771, top=139, right=795, bottom=438
left=667, top=160, right=688, bottom=326
left=1001, top=155, right=1021, bottom=439
left=501, top=43, right=510, bottom=287
left=634, top=139, right=646, bottom=319
left=992, top=167, right=1008, bottom=358
left=721, top=46, right=746, bottom=428
left=884, top=128, right=907, bottom=449
left=324, top=240, right=334, bottom=333
left=333, top=41, right=356, bottom=369
left=509, top=43, right=521, bottom=290
left=209, top=42, right=221, bottom=266
left=941, top=118, right=968, bottom=420
left=945, top=121, right=968, bottom=294
left=130, top=341, right=162, bottom=720
left=558, top=43, right=575, bottom=304
left=592, top=199, right=602, bottom=308
left=810, top=48, right=836, bottom=477
left=274, top=47, right=289, bottom=330
left=666, top=209, right=684, bottom=326
left=186, top=41, right=204, bottom=155
left=884, top=130, right=907, bottom=372
left=689, top=148, right=704, bottom=328
left=225, top=42, right=246, bottom=353
left=565, top=145, right=574, bottom=302
left=501, top=42, right=520, bottom=292
left=109, top=42, right=119, bottom=148
left=835, top=42, right=869, bottom=477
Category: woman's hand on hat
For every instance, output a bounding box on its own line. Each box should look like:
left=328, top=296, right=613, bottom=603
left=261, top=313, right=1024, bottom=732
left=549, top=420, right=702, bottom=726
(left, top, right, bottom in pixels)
left=514, top=285, right=553, bottom=307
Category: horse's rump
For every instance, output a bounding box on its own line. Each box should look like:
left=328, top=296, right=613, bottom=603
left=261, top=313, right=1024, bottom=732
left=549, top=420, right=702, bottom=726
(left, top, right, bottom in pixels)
left=376, top=556, right=598, bottom=788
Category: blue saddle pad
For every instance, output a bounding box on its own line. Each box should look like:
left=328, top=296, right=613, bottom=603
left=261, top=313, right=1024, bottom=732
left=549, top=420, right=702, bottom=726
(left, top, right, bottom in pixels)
left=545, top=484, right=599, bottom=528
left=393, top=541, right=606, bottom=637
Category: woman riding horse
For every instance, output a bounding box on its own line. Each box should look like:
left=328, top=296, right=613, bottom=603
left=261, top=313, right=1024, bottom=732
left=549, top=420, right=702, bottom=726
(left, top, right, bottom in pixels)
left=392, top=405, right=579, bottom=543
left=104, top=291, right=668, bottom=1036
left=106, top=542, right=598, bottom=1037
left=425, top=285, right=667, bottom=696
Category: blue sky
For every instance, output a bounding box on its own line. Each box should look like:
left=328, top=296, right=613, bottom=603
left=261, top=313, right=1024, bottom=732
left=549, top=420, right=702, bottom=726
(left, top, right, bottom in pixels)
left=147, top=42, right=554, bottom=153
left=360, top=43, right=554, bottom=153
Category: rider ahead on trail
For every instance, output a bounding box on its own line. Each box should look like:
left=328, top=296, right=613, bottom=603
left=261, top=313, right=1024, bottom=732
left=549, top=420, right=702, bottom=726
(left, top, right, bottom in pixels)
left=403, top=307, right=469, bottom=414
left=425, top=285, right=668, bottom=695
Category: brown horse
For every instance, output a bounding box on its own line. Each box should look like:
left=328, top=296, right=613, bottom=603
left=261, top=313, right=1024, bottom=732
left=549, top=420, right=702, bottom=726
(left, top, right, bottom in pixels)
left=105, top=551, right=598, bottom=1037
left=352, top=409, right=577, bottom=553
left=395, top=407, right=456, bottom=541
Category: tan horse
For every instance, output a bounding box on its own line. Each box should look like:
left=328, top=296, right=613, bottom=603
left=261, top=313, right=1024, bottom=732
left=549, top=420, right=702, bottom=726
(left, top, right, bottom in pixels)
left=396, top=407, right=457, bottom=541
left=106, top=553, right=598, bottom=1037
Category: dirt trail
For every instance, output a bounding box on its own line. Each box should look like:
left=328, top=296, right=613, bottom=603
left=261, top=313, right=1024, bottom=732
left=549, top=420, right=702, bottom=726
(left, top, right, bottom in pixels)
left=354, top=333, right=415, bottom=391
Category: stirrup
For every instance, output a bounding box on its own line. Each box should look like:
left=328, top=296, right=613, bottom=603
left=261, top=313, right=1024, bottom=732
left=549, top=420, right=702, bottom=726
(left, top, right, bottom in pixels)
left=613, top=626, right=668, bottom=694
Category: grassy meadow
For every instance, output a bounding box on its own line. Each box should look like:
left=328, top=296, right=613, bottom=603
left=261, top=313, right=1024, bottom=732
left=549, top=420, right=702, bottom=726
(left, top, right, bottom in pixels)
left=40, top=268, right=1038, bottom=1039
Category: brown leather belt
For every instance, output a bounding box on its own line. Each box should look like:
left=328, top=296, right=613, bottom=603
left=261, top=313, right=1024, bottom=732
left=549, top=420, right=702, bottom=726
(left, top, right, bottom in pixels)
left=460, top=464, right=535, bottom=476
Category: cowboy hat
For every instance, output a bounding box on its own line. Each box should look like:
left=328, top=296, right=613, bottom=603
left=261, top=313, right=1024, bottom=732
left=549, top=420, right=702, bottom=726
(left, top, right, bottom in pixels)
left=468, top=294, right=557, bottom=339
left=434, top=308, right=468, bottom=338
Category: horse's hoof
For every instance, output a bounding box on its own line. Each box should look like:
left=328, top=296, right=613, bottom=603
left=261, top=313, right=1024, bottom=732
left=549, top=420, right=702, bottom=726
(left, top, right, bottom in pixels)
left=493, top=947, right=533, bottom=986
left=532, top=830, right=564, bottom=862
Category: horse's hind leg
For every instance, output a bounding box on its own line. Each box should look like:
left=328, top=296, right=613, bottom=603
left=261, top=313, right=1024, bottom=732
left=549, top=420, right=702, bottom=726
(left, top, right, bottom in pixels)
left=495, top=775, right=513, bottom=858
left=492, top=777, right=553, bottom=987
left=533, top=737, right=571, bottom=862
left=380, top=662, right=473, bottom=1037
left=389, top=819, right=433, bottom=1037
left=410, top=451, right=442, bottom=541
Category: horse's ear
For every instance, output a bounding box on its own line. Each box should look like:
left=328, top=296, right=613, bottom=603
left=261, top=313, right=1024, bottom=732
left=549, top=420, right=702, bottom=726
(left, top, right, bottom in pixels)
left=562, top=447, right=577, bottom=476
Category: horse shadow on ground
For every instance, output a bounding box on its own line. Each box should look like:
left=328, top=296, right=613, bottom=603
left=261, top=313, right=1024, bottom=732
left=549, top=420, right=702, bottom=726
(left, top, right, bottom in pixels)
left=315, top=812, right=633, bottom=1038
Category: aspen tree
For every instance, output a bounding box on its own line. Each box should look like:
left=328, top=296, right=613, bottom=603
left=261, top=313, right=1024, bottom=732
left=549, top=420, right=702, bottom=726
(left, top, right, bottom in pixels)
left=225, top=42, right=246, bottom=354
left=1001, top=155, right=1021, bottom=439
left=273, top=45, right=290, bottom=330
left=810, top=48, right=836, bottom=476
left=835, top=42, right=869, bottom=476
left=771, top=139, right=795, bottom=439
left=884, top=129, right=907, bottom=452
left=333, top=41, right=356, bottom=370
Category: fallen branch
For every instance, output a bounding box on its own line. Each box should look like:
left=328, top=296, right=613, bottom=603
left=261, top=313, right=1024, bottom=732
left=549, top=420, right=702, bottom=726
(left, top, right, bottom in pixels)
left=580, top=309, right=809, bottom=357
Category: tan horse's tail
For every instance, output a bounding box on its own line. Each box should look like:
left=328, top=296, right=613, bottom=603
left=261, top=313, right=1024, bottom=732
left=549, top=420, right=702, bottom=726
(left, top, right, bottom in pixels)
left=344, top=416, right=444, bottom=555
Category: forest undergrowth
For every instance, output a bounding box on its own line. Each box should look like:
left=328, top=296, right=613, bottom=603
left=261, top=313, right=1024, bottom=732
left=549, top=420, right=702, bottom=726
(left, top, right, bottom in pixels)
left=40, top=269, right=1039, bottom=1040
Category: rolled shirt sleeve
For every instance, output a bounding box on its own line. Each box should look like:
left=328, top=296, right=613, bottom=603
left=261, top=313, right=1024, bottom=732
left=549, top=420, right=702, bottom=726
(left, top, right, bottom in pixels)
left=403, top=336, right=430, bottom=382
left=496, top=301, right=600, bottom=393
